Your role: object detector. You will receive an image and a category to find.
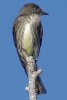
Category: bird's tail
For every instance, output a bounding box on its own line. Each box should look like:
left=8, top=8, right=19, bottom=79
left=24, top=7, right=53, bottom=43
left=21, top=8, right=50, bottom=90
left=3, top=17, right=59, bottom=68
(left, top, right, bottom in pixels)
left=36, top=76, right=47, bottom=95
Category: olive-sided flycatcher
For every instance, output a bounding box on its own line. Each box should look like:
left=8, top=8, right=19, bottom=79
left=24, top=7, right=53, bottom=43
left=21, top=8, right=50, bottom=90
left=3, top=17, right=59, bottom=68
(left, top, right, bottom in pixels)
left=13, top=3, right=48, bottom=95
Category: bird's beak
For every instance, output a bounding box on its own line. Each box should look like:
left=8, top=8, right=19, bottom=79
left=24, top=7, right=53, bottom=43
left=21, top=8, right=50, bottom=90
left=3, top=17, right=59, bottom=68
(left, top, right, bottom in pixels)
left=41, top=11, right=49, bottom=15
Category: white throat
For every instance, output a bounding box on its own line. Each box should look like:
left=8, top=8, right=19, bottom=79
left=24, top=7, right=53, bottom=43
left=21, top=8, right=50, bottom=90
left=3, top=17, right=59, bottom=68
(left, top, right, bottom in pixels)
left=30, top=14, right=40, bottom=24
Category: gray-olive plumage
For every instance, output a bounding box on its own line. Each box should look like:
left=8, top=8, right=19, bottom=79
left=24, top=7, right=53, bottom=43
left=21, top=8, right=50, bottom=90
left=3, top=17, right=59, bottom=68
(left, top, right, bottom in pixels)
left=13, top=3, right=48, bottom=94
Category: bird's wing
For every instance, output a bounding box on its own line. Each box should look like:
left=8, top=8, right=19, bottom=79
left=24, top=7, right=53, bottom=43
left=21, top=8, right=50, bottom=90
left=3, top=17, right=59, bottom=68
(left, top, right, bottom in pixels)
left=34, top=22, right=43, bottom=58
left=13, top=17, right=18, bottom=47
left=13, top=16, right=28, bottom=75
left=38, top=22, right=43, bottom=47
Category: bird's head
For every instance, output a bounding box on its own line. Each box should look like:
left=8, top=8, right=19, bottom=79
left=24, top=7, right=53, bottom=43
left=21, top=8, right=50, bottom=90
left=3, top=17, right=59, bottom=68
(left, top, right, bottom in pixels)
left=19, top=3, right=49, bottom=16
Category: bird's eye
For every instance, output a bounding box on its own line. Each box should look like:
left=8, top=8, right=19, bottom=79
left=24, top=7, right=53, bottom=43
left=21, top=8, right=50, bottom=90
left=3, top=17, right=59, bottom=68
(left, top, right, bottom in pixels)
left=36, top=6, right=38, bottom=10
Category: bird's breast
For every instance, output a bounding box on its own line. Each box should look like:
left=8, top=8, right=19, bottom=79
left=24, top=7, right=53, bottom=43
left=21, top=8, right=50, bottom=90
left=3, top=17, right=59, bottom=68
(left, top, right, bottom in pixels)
left=22, top=23, right=34, bottom=55
left=21, top=15, right=40, bottom=56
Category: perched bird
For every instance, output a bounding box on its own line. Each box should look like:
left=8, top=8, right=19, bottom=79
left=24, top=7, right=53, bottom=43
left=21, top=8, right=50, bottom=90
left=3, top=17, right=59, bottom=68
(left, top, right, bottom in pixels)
left=13, top=3, right=48, bottom=95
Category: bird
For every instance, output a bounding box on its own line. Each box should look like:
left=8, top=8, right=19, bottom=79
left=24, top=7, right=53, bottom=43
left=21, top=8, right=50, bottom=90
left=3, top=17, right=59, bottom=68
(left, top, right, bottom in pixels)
left=13, top=3, right=48, bottom=95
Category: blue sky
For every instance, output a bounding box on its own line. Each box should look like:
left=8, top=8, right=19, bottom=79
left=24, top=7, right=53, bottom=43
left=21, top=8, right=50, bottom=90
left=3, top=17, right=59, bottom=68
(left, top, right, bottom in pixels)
left=0, top=0, right=67, bottom=100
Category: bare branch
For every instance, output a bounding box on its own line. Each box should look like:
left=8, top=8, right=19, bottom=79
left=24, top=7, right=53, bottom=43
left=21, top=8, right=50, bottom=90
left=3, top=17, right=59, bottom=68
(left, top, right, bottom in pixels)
left=25, top=56, right=43, bottom=100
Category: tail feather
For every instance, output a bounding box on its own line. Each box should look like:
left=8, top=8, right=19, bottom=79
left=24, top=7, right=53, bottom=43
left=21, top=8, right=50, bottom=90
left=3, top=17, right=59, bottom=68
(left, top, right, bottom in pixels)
left=36, top=76, right=47, bottom=95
